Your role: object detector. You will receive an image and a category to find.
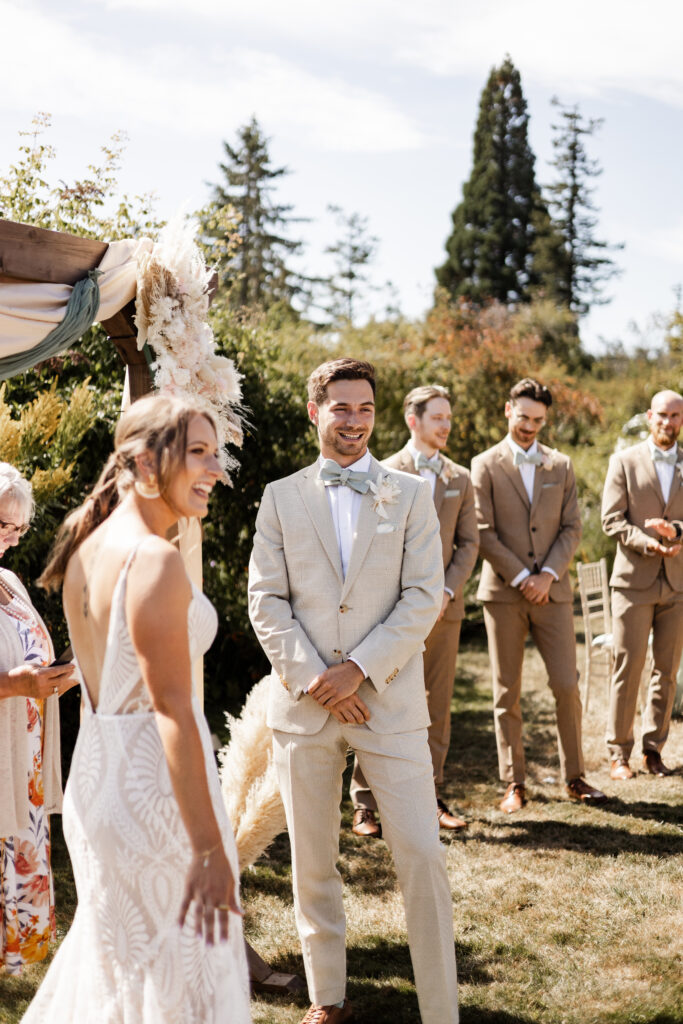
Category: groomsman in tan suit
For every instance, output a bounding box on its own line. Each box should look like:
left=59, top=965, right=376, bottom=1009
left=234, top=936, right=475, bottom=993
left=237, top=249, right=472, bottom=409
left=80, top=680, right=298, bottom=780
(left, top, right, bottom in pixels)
left=350, top=385, right=479, bottom=836
left=602, top=389, right=683, bottom=779
left=248, top=359, right=459, bottom=1024
left=471, top=378, right=607, bottom=813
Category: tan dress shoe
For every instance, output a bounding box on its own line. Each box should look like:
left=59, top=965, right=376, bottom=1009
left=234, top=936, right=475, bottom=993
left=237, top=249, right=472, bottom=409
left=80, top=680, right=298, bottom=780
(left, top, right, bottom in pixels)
left=436, top=797, right=468, bottom=831
left=352, top=808, right=381, bottom=838
left=500, top=783, right=526, bottom=814
left=610, top=758, right=634, bottom=780
left=642, top=750, right=673, bottom=776
left=300, top=1000, right=354, bottom=1023
left=566, top=777, right=608, bottom=804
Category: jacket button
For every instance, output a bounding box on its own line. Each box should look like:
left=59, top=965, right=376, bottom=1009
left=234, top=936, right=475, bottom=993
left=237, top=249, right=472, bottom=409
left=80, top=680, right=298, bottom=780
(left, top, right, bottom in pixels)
left=531, top=527, right=537, bottom=532
left=339, top=604, right=348, bottom=613
left=528, top=551, right=534, bottom=557
left=332, top=649, right=341, bottom=656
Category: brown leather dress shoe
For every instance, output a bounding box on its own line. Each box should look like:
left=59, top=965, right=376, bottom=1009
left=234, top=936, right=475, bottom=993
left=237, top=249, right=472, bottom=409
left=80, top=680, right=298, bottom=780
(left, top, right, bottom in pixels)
left=300, top=1000, right=354, bottom=1024
left=500, top=783, right=526, bottom=814
left=566, top=777, right=608, bottom=804
left=436, top=797, right=468, bottom=831
left=352, top=808, right=381, bottom=838
left=642, top=750, right=673, bottom=776
left=610, top=758, right=634, bottom=780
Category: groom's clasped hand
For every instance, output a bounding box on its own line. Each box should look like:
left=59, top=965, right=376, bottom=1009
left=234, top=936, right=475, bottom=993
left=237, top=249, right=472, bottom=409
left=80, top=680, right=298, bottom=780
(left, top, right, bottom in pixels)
left=308, top=661, right=370, bottom=724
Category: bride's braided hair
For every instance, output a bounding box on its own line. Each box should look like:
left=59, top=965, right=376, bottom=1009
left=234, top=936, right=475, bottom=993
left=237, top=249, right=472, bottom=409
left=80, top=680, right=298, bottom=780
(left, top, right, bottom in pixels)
left=39, top=394, right=217, bottom=592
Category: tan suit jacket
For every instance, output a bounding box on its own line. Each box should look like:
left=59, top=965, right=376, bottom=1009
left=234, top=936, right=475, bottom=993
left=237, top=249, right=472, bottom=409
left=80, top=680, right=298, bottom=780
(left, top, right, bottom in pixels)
left=602, top=440, right=683, bottom=592
left=248, top=456, right=444, bottom=735
left=382, top=446, right=479, bottom=620
left=471, top=439, right=581, bottom=603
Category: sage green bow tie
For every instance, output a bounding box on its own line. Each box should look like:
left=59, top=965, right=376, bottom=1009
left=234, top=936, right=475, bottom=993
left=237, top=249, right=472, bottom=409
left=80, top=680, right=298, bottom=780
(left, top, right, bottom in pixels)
left=513, top=450, right=543, bottom=467
left=415, top=453, right=443, bottom=474
left=653, top=448, right=678, bottom=467
left=319, top=459, right=372, bottom=494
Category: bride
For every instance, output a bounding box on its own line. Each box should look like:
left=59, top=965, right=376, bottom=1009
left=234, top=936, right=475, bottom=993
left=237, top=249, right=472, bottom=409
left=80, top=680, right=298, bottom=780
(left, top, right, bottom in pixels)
left=23, top=395, right=251, bottom=1023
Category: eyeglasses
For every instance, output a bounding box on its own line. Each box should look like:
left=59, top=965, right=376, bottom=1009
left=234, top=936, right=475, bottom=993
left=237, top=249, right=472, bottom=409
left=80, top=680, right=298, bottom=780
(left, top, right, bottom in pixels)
left=0, top=519, right=30, bottom=537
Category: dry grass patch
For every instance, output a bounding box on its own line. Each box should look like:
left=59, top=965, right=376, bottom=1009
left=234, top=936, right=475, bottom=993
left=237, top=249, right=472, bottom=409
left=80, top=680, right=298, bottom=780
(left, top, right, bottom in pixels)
left=2, top=622, right=682, bottom=1024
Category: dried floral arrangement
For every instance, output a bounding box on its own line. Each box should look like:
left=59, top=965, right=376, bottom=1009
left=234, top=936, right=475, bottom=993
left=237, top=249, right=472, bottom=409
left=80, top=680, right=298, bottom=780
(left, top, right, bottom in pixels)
left=135, top=217, right=243, bottom=479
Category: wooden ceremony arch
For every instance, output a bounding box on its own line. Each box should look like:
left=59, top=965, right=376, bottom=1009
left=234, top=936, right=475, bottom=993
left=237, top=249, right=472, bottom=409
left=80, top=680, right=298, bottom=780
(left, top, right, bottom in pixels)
left=0, top=217, right=304, bottom=997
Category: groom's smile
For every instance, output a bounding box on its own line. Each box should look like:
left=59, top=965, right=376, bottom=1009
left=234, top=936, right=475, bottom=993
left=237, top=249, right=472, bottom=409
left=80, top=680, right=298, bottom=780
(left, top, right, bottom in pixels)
left=308, top=379, right=376, bottom=466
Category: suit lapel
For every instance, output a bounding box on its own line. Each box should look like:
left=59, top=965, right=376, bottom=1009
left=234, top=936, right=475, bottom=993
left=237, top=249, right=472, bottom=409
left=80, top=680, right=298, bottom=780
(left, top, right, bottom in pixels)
left=664, top=446, right=683, bottom=511
left=341, top=455, right=385, bottom=598
left=530, top=444, right=549, bottom=513
left=642, top=444, right=666, bottom=506
left=498, top=443, right=531, bottom=509
left=296, top=466, right=344, bottom=584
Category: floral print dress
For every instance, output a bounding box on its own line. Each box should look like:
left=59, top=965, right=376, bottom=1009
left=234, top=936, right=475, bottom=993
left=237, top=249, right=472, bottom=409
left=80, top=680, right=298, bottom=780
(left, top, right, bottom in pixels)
left=0, top=598, right=56, bottom=974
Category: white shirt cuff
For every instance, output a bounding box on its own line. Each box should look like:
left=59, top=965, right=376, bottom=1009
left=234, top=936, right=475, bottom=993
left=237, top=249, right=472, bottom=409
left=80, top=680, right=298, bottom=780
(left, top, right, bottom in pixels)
left=510, top=568, right=531, bottom=588
left=444, top=587, right=454, bottom=598
left=541, top=566, right=558, bottom=581
left=349, top=658, right=367, bottom=679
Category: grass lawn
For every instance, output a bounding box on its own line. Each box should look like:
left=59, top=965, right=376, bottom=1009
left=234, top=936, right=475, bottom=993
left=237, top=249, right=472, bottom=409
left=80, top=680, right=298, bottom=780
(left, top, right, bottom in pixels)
left=2, top=622, right=682, bottom=1024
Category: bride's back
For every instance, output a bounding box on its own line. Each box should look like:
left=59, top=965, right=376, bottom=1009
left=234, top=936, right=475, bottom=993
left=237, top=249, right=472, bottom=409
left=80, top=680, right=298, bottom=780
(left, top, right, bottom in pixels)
left=63, top=512, right=149, bottom=710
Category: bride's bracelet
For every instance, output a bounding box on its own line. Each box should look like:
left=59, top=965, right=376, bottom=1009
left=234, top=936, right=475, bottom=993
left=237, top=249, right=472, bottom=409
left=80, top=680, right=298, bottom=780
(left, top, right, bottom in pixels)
left=195, top=841, right=222, bottom=868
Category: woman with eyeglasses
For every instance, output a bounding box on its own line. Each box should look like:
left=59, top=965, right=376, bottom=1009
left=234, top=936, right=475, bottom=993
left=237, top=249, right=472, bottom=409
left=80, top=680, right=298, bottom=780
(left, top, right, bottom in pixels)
left=0, top=463, right=76, bottom=975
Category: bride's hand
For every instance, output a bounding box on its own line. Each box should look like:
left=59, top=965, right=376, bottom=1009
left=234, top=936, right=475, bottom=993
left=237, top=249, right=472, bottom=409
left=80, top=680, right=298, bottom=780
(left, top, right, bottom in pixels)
left=178, top=844, right=242, bottom=945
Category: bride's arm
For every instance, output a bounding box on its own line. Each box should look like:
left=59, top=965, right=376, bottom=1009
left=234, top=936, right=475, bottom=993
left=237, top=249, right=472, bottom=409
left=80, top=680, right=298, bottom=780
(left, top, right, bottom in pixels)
left=127, top=539, right=240, bottom=945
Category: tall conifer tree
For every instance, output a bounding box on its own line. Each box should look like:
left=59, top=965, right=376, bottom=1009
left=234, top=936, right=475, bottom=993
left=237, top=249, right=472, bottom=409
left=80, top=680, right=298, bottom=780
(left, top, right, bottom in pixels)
left=543, top=98, right=623, bottom=317
left=436, top=57, right=548, bottom=304
left=204, top=117, right=304, bottom=310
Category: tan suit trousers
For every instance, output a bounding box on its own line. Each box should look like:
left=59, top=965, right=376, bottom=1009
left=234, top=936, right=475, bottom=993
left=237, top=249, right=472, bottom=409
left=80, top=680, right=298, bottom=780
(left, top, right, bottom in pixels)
left=483, top=599, right=584, bottom=783
left=351, top=616, right=462, bottom=807
left=274, top=718, right=458, bottom=1023
left=607, top=576, right=683, bottom=760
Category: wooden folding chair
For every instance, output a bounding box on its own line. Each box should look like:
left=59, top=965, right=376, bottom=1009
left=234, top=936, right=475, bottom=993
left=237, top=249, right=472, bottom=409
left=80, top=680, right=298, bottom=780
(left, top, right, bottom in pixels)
left=576, top=559, right=614, bottom=711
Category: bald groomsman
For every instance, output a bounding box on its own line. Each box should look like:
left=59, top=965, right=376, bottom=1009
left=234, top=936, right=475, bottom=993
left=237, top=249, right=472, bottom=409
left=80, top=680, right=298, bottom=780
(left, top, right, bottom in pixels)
left=350, top=385, right=479, bottom=836
left=471, top=378, right=607, bottom=813
left=602, top=389, right=683, bottom=779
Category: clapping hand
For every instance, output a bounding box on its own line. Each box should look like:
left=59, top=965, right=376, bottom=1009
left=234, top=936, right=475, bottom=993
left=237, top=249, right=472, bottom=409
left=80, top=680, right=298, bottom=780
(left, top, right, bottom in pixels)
left=645, top=517, right=682, bottom=557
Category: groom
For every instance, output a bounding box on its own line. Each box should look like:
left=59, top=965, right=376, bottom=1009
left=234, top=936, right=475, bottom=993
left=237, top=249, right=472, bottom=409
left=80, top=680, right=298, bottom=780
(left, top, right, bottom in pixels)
left=248, top=358, right=459, bottom=1024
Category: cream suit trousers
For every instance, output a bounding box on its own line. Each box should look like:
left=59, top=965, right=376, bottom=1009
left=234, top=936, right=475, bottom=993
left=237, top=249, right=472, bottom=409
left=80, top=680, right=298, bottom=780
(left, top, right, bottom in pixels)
left=273, top=718, right=459, bottom=1024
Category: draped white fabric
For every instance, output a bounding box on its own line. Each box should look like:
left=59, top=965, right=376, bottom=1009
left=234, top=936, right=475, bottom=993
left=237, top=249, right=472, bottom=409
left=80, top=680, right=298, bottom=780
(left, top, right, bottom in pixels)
left=0, top=237, right=153, bottom=353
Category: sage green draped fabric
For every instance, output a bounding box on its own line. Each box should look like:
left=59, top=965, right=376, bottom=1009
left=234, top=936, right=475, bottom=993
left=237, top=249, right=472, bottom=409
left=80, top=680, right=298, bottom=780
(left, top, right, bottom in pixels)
left=0, top=271, right=101, bottom=381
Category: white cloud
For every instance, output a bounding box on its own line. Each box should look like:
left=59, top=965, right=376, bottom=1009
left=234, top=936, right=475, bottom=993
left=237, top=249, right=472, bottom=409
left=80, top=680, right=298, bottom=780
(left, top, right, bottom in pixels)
left=84, top=0, right=683, bottom=109
left=1, top=0, right=424, bottom=153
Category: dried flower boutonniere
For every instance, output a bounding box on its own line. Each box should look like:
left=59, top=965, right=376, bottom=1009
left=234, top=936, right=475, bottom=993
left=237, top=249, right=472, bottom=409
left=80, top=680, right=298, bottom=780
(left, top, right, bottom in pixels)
left=369, top=474, right=401, bottom=519
left=539, top=449, right=559, bottom=472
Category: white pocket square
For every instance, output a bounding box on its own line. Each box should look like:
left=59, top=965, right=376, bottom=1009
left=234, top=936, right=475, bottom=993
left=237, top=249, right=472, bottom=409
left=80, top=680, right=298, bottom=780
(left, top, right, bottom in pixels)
left=445, top=489, right=460, bottom=497
left=542, top=482, right=558, bottom=488
left=376, top=522, right=399, bottom=533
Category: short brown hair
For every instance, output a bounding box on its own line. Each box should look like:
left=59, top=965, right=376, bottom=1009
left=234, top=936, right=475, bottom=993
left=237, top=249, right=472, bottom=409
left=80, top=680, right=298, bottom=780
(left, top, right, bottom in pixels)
left=307, top=358, right=376, bottom=404
left=403, top=384, right=450, bottom=421
left=509, top=378, right=552, bottom=408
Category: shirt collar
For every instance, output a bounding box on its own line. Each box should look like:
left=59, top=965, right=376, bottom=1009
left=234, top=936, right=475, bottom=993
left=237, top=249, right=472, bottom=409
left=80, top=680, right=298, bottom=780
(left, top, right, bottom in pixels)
left=506, top=435, right=538, bottom=459
left=317, top=450, right=372, bottom=474
left=647, top=437, right=678, bottom=458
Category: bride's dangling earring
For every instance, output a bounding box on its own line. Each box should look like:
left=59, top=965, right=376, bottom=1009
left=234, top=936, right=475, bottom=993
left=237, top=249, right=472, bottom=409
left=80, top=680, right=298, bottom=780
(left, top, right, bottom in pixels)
left=134, top=474, right=160, bottom=500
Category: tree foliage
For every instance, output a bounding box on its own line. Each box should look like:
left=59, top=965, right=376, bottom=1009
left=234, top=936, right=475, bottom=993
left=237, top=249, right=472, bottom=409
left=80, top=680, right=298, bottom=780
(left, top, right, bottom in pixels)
left=203, top=117, right=305, bottom=312
left=543, top=98, right=623, bottom=317
left=436, top=57, right=554, bottom=305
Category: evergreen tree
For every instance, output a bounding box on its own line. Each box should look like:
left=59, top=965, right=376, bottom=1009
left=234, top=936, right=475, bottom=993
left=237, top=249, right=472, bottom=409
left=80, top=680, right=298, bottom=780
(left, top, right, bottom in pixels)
left=204, top=116, right=305, bottom=310
left=321, top=205, right=379, bottom=325
left=543, top=98, right=623, bottom=317
left=436, top=57, right=547, bottom=305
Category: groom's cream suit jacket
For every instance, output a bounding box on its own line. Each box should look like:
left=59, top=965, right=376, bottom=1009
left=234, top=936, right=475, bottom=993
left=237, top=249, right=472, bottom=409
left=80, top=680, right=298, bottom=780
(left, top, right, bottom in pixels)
left=248, top=455, right=444, bottom=735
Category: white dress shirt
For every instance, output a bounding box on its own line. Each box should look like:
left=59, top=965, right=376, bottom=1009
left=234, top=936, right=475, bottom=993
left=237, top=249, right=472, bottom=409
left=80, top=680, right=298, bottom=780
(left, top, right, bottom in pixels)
left=648, top=437, right=677, bottom=503
left=505, top=435, right=558, bottom=588
left=317, top=451, right=372, bottom=681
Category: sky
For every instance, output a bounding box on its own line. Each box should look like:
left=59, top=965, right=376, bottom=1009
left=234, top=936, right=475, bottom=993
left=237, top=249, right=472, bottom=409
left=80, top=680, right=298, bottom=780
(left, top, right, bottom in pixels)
left=3, top=0, right=683, bottom=352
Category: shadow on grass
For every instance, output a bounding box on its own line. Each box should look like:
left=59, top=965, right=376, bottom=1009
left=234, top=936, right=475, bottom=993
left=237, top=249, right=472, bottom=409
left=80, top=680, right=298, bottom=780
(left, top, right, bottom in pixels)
left=602, top=798, right=683, bottom=827
left=481, top=817, right=682, bottom=857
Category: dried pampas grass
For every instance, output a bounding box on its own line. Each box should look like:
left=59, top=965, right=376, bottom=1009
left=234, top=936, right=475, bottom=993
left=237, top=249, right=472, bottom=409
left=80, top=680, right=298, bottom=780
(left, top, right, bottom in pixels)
left=135, top=216, right=243, bottom=480
left=219, top=676, right=286, bottom=871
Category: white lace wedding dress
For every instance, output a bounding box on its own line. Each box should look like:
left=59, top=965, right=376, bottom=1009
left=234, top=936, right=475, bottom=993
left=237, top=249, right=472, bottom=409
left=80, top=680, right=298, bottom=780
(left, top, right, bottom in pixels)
left=22, top=546, right=251, bottom=1023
